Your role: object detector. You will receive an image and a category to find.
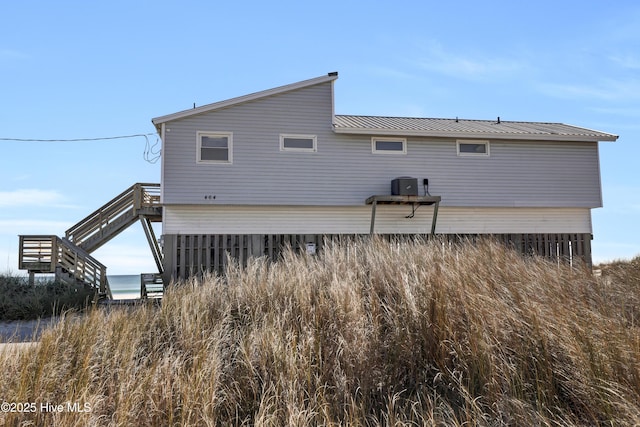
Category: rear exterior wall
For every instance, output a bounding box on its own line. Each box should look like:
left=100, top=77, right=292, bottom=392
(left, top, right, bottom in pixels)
left=160, top=82, right=604, bottom=212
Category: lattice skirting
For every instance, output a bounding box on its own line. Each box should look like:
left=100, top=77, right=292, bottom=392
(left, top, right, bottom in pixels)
left=162, top=233, right=592, bottom=282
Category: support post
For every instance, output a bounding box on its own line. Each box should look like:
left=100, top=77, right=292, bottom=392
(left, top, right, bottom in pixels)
left=162, top=235, right=176, bottom=287
left=140, top=217, right=163, bottom=273
left=431, top=201, right=440, bottom=235
left=369, top=199, right=378, bottom=234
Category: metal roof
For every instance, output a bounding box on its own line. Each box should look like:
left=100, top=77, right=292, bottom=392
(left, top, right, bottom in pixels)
left=334, top=115, right=618, bottom=142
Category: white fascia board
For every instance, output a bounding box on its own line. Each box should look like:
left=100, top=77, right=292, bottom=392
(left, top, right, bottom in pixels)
left=152, top=74, right=339, bottom=128
left=332, top=127, right=618, bottom=142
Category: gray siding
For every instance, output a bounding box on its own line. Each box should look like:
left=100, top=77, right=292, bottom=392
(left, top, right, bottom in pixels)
left=162, top=82, right=603, bottom=208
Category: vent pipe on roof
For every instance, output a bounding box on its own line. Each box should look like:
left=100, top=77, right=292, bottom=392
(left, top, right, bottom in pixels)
left=497, top=116, right=501, bottom=124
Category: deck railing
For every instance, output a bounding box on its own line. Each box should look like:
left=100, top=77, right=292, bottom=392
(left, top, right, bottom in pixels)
left=18, top=235, right=56, bottom=273
left=18, top=235, right=111, bottom=298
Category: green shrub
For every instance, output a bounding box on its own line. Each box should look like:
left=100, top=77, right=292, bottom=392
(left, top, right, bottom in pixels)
left=0, top=275, right=95, bottom=320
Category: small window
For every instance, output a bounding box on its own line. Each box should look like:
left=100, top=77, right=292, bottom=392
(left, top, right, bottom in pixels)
left=280, top=134, right=317, bottom=152
left=197, top=132, right=232, bottom=163
left=457, top=140, right=489, bottom=157
left=372, top=137, right=407, bottom=154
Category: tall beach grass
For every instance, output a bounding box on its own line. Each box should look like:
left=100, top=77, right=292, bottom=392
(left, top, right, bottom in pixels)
left=1, top=237, right=639, bottom=425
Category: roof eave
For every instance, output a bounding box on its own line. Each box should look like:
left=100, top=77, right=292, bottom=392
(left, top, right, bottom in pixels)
left=151, top=73, right=339, bottom=131
left=332, top=127, right=618, bottom=142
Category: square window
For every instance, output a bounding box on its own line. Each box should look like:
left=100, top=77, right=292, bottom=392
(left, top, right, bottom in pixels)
left=280, top=134, right=317, bottom=152
left=457, top=140, right=490, bottom=156
left=372, top=137, right=407, bottom=154
left=197, top=132, right=232, bottom=163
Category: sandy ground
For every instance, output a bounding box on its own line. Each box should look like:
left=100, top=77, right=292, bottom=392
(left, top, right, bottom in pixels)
left=0, top=318, right=60, bottom=353
left=0, top=317, right=57, bottom=343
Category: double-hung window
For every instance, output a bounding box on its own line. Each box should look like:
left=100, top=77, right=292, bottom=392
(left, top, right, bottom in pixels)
left=197, top=132, right=233, bottom=163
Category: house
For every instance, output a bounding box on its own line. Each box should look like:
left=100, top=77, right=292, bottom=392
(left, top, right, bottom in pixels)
left=151, top=72, right=617, bottom=282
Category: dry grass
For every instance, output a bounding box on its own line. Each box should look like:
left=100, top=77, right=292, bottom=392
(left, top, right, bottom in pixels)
left=1, top=237, right=639, bottom=426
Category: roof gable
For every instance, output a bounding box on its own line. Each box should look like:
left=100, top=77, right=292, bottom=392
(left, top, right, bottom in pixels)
left=152, top=73, right=338, bottom=131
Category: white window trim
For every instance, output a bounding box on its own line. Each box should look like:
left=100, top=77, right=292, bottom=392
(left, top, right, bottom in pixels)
left=457, top=139, right=490, bottom=157
left=280, top=134, right=317, bottom=152
left=371, top=137, right=407, bottom=154
left=197, top=131, right=233, bottom=164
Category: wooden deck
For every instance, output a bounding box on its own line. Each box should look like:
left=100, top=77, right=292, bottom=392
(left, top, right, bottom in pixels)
left=18, top=235, right=111, bottom=298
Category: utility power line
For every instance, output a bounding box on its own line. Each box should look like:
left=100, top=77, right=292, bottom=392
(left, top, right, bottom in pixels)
left=0, top=133, right=162, bottom=163
left=0, top=132, right=156, bottom=142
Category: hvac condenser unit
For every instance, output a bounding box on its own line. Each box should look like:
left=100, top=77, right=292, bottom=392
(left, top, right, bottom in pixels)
left=391, top=177, right=418, bottom=196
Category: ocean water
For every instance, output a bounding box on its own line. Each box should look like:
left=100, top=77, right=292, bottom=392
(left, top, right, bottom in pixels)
left=107, top=275, right=141, bottom=299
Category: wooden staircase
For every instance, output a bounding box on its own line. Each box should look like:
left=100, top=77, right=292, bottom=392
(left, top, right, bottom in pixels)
left=141, top=273, right=164, bottom=299
left=19, top=183, right=163, bottom=300
left=19, top=235, right=112, bottom=299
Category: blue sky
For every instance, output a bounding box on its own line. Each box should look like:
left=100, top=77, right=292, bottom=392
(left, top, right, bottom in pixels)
left=1, top=1, right=639, bottom=274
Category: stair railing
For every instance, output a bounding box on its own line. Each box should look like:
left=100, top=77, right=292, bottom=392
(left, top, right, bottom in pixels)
left=57, top=237, right=111, bottom=298
left=18, top=235, right=111, bottom=298
left=140, top=273, right=164, bottom=299
left=65, top=183, right=161, bottom=249
left=134, top=183, right=161, bottom=212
